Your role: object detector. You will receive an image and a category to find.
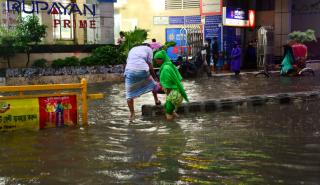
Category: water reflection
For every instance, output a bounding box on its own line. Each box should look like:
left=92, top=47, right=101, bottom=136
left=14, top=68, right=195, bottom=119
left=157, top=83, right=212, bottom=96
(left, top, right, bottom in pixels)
left=1, top=76, right=320, bottom=184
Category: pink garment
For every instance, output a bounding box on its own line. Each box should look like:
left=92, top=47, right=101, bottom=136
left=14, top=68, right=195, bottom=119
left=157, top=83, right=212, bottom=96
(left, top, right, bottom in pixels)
left=291, top=43, right=308, bottom=60
left=149, top=42, right=162, bottom=50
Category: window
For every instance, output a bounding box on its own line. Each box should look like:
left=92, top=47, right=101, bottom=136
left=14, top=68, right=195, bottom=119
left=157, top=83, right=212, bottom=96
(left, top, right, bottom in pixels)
left=53, top=13, right=74, bottom=40
left=183, top=0, right=200, bottom=9
left=52, top=1, right=74, bottom=40
left=86, top=3, right=101, bottom=44
left=165, top=0, right=200, bottom=10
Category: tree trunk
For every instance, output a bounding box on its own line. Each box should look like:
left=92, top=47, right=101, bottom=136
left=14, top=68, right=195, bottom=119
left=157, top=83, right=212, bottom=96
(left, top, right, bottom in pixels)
left=26, top=49, right=31, bottom=67
left=7, top=57, right=11, bottom=68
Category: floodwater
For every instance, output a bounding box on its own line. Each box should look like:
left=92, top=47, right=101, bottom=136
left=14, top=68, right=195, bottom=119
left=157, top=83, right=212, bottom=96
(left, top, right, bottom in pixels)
left=1, top=75, right=320, bottom=184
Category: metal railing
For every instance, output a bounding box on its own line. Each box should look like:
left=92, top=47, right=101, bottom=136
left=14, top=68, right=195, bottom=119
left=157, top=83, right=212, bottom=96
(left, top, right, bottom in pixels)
left=0, top=78, right=103, bottom=126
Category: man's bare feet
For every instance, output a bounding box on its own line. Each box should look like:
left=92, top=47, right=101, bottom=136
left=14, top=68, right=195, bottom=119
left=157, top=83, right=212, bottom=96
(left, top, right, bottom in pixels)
left=129, top=113, right=136, bottom=122
left=155, top=100, right=161, bottom=106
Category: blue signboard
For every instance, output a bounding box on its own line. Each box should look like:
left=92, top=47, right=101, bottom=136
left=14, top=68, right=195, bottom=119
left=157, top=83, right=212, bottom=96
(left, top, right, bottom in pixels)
left=169, top=16, right=185, bottom=25
left=203, top=15, right=222, bottom=51
left=166, top=28, right=187, bottom=60
left=204, top=15, right=221, bottom=39
left=185, top=15, right=201, bottom=24
left=169, top=16, right=202, bottom=25
left=204, top=25, right=221, bottom=38
left=205, top=15, right=222, bottom=25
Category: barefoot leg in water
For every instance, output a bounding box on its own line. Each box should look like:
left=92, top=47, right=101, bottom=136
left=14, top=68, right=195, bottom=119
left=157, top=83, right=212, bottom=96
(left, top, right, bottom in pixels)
left=152, top=91, right=161, bottom=105
left=127, top=99, right=135, bottom=121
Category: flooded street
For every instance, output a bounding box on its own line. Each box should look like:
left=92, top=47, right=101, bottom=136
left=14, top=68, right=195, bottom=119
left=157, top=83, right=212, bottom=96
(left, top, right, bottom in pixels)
left=1, top=75, right=320, bottom=184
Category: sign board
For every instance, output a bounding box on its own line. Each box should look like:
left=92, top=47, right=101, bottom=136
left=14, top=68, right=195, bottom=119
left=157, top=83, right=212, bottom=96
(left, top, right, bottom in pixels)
left=153, top=16, right=169, bottom=25
left=39, top=96, right=78, bottom=129
left=167, top=16, right=202, bottom=25
left=166, top=28, right=187, bottom=60
left=204, top=15, right=221, bottom=41
left=0, top=99, right=39, bottom=131
left=204, top=24, right=221, bottom=39
left=200, top=0, right=222, bottom=16
left=169, top=16, right=185, bottom=25
left=205, top=15, right=222, bottom=25
left=3, top=0, right=98, bottom=29
left=0, top=95, right=78, bottom=131
left=185, top=15, right=201, bottom=24
left=222, top=7, right=255, bottom=27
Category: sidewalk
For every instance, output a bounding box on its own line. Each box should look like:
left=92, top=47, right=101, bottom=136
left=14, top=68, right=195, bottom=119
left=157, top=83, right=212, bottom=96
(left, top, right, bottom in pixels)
left=207, top=70, right=280, bottom=77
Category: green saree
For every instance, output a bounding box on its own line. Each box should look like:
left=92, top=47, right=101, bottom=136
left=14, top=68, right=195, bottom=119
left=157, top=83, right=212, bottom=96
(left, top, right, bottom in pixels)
left=154, top=50, right=189, bottom=114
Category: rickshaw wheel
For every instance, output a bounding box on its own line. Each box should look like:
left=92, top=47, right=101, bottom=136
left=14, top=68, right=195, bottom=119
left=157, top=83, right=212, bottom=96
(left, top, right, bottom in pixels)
left=299, top=68, right=315, bottom=76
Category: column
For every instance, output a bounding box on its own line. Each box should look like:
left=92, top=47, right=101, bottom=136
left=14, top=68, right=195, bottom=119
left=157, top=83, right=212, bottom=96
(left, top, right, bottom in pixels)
left=274, top=0, right=292, bottom=56
left=97, top=3, right=115, bottom=44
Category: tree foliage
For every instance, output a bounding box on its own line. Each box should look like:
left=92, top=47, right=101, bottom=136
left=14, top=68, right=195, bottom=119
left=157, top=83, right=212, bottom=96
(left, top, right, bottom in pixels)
left=32, top=58, right=48, bottom=68
left=289, top=29, right=317, bottom=43
left=0, top=27, right=19, bottom=68
left=15, top=15, right=47, bottom=67
left=120, top=28, right=149, bottom=56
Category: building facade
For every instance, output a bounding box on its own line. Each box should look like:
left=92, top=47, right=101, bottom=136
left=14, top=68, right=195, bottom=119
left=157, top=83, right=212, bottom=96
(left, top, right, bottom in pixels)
left=114, top=0, right=202, bottom=44
left=0, top=0, right=115, bottom=45
left=115, top=0, right=320, bottom=58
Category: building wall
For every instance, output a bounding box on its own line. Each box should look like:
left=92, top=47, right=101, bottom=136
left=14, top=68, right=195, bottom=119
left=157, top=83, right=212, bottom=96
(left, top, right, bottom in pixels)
left=274, top=0, right=292, bottom=56
left=0, top=1, right=114, bottom=69
left=291, top=0, right=320, bottom=37
left=99, top=3, right=115, bottom=44
left=0, top=53, right=90, bottom=68
left=244, top=10, right=274, bottom=44
left=256, top=11, right=274, bottom=27
left=116, top=0, right=200, bottom=44
left=0, top=0, right=114, bottom=45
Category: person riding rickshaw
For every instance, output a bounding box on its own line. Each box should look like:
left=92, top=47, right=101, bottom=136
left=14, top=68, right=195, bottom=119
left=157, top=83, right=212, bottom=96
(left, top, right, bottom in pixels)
left=280, top=41, right=307, bottom=76
left=280, top=30, right=316, bottom=76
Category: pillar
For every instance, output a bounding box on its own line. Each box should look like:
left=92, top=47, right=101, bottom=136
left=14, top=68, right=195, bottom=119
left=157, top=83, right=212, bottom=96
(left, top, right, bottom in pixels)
left=97, top=3, right=115, bottom=44
left=274, top=0, right=292, bottom=56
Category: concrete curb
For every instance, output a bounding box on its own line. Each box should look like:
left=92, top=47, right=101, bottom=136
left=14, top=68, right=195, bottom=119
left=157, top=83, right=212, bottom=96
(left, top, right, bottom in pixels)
left=209, top=70, right=280, bottom=77
left=141, top=91, right=320, bottom=116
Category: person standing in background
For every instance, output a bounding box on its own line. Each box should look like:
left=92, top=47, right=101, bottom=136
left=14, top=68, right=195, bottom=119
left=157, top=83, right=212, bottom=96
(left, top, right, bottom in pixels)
left=212, top=37, right=219, bottom=72
left=149, top=38, right=162, bottom=51
left=230, top=42, right=242, bottom=76
left=205, top=39, right=212, bottom=77
left=117, top=31, right=125, bottom=45
left=244, top=41, right=257, bottom=70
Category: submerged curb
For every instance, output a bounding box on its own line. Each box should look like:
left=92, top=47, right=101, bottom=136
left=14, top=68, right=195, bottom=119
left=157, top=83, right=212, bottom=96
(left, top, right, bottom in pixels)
left=141, top=91, right=320, bottom=116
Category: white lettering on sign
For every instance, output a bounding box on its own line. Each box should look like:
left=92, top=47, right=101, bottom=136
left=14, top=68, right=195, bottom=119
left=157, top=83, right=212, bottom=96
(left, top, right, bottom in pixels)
left=234, top=10, right=245, bottom=20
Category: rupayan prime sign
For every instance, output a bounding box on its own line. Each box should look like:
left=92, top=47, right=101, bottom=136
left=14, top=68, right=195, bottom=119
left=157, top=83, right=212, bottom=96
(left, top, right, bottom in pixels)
left=222, top=7, right=255, bottom=27
left=4, top=0, right=98, bottom=29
